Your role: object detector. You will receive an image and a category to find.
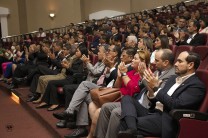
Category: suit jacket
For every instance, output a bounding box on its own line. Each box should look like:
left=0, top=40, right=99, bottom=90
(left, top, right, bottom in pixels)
left=176, top=33, right=206, bottom=46
left=103, top=67, right=117, bottom=87
left=86, top=61, right=105, bottom=82
left=154, top=74, right=205, bottom=138
left=65, top=58, right=85, bottom=83
left=136, top=67, right=175, bottom=109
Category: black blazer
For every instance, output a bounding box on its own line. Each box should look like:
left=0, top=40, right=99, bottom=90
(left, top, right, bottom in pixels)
left=176, top=33, right=206, bottom=46
left=154, top=74, right=205, bottom=138
left=66, top=58, right=84, bottom=81
left=104, top=67, right=117, bottom=86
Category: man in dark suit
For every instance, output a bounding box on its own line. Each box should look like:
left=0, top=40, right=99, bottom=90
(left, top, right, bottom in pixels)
left=175, top=20, right=206, bottom=46
left=118, top=51, right=205, bottom=138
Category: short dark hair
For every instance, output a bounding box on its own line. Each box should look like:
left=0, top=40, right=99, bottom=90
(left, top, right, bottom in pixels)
left=160, top=49, right=174, bottom=65
left=56, top=41, right=63, bottom=48
left=112, top=45, right=122, bottom=63
left=191, top=20, right=200, bottom=32
left=78, top=45, right=88, bottom=57
left=186, top=52, right=200, bottom=70
left=122, top=47, right=137, bottom=57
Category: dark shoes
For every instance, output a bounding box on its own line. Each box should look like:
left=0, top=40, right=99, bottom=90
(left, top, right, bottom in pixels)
left=14, top=77, right=27, bottom=83
left=64, top=128, right=88, bottom=138
left=56, top=120, right=77, bottom=129
left=7, top=83, right=18, bottom=90
left=118, top=129, right=142, bottom=138
left=53, top=111, right=75, bottom=121
left=26, top=93, right=41, bottom=102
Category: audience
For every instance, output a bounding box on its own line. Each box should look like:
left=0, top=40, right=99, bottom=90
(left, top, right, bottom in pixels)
left=118, top=51, right=205, bottom=138
left=0, top=1, right=208, bottom=138
left=53, top=44, right=121, bottom=138
left=94, top=49, right=175, bottom=138
left=90, top=49, right=150, bottom=138
left=175, top=20, right=206, bottom=46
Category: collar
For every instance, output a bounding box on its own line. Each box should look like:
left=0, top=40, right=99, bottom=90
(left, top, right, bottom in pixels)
left=190, top=33, right=197, bottom=38
left=57, top=50, right=62, bottom=56
left=176, top=73, right=195, bottom=84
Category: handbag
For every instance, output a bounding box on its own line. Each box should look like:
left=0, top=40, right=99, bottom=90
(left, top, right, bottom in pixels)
left=90, top=87, right=121, bottom=107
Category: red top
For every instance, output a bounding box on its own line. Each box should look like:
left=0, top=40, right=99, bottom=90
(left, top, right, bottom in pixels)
left=120, top=70, right=141, bottom=96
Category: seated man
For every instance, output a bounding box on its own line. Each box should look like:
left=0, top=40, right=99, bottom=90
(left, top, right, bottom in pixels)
left=118, top=51, right=205, bottom=138
left=175, top=20, right=206, bottom=46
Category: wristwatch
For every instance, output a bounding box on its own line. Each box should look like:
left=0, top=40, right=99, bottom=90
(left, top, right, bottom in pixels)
left=121, top=73, right=127, bottom=77
left=153, top=86, right=159, bottom=92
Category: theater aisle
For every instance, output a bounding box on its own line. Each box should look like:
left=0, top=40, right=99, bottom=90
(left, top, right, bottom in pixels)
left=0, top=89, right=54, bottom=138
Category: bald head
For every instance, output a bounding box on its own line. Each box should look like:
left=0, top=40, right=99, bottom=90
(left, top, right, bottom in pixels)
left=154, top=49, right=174, bottom=71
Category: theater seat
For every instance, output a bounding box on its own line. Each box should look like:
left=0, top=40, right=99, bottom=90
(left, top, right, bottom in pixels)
left=90, top=54, right=98, bottom=65
left=57, top=87, right=64, bottom=94
left=170, top=69, right=208, bottom=138
left=174, top=45, right=193, bottom=62
left=169, top=45, right=177, bottom=56
left=57, top=73, right=87, bottom=94
left=193, top=46, right=208, bottom=70
left=200, top=33, right=208, bottom=45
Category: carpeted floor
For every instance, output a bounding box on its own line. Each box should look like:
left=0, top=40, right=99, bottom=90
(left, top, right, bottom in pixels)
left=0, top=82, right=75, bottom=138
left=0, top=88, right=54, bottom=138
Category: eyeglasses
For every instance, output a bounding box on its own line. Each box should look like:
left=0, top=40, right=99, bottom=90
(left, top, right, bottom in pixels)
left=107, top=49, right=114, bottom=52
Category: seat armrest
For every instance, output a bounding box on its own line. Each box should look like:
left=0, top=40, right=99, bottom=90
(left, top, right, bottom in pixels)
left=170, top=109, right=208, bottom=121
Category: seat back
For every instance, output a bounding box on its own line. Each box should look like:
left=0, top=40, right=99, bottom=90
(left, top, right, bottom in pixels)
left=90, top=54, right=98, bottom=65
left=174, top=45, right=193, bottom=62
left=196, top=69, right=208, bottom=113
left=177, top=69, right=208, bottom=138
left=200, top=33, right=208, bottom=45
left=193, top=46, right=208, bottom=70
left=169, top=45, right=177, bottom=57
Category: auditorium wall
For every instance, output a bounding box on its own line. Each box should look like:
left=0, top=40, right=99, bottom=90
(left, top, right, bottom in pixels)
left=25, top=0, right=82, bottom=33
left=0, top=0, right=187, bottom=36
left=0, top=0, right=20, bottom=36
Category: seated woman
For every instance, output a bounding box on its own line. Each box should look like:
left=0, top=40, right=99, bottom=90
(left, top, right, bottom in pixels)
left=36, top=45, right=88, bottom=111
left=150, top=35, right=169, bottom=63
left=6, top=44, right=26, bottom=87
left=137, top=37, right=153, bottom=52
left=88, top=50, right=150, bottom=138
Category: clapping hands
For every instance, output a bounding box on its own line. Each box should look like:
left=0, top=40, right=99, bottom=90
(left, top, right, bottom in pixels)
left=61, top=60, right=70, bottom=68
left=143, top=68, right=162, bottom=90
left=81, top=54, right=90, bottom=63
left=117, top=62, right=127, bottom=77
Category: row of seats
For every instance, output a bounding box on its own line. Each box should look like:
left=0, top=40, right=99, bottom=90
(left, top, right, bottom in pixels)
left=162, top=45, right=208, bottom=138
left=170, top=45, right=208, bottom=70
left=169, top=69, right=208, bottom=138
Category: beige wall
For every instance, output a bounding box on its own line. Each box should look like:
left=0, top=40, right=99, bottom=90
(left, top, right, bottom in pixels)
left=18, top=0, right=28, bottom=34
left=1, top=0, right=188, bottom=36
left=25, top=0, right=82, bottom=32
left=0, top=0, right=20, bottom=36
left=81, top=0, right=131, bottom=21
